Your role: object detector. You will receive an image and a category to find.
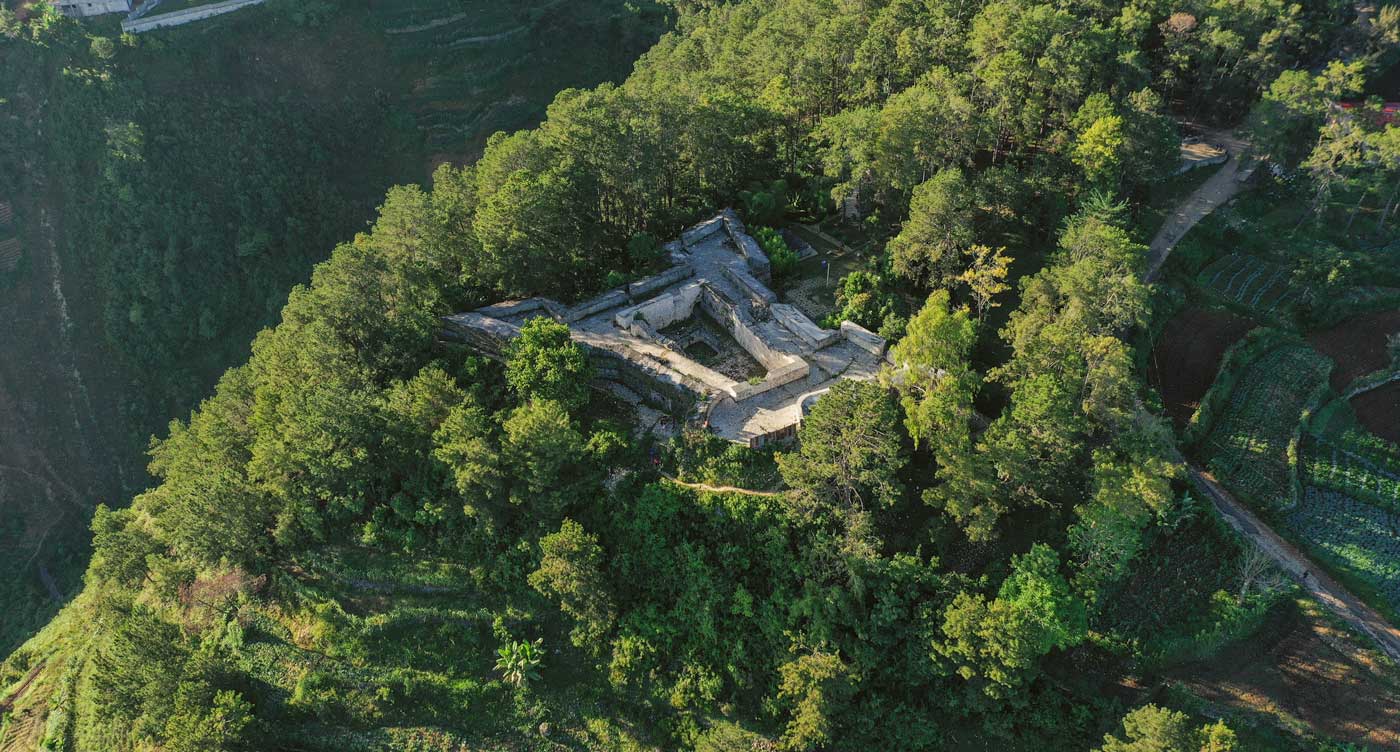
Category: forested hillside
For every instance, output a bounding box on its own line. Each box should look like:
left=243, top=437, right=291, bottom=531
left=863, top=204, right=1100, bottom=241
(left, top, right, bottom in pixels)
left=2, top=0, right=1397, bottom=750
left=0, top=0, right=668, bottom=653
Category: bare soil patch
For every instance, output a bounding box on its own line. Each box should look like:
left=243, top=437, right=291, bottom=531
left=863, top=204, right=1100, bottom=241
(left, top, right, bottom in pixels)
left=1307, top=309, right=1400, bottom=391
left=1148, top=307, right=1255, bottom=427
left=1352, top=380, right=1400, bottom=444
left=1176, top=599, right=1400, bottom=750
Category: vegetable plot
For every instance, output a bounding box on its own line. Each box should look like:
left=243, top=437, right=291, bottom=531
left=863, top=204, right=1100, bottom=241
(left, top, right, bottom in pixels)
left=1203, top=345, right=1331, bottom=508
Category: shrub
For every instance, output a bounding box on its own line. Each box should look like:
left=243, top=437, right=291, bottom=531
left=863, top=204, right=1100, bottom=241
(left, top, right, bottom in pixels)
left=754, top=226, right=799, bottom=281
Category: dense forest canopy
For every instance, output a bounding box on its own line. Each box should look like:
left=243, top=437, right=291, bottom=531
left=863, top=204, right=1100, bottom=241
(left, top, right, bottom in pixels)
left=2, top=0, right=1398, bottom=749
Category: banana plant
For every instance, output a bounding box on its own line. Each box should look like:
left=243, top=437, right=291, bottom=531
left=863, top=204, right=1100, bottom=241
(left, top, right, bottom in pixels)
left=495, top=638, right=544, bottom=689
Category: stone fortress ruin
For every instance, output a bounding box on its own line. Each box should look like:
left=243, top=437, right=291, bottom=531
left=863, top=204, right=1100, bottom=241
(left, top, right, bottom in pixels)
left=442, top=210, right=887, bottom=447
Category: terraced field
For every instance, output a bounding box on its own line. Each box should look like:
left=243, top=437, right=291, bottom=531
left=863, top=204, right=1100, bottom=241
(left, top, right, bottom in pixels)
left=1283, top=425, right=1400, bottom=616
left=1284, top=486, right=1400, bottom=615
left=1196, top=253, right=1308, bottom=317
left=1303, top=433, right=1400, bottom=513
left=1201, top=344, right=1332, bottom=509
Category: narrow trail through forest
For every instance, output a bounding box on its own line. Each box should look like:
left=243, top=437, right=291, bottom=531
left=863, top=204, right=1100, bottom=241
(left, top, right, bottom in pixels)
left=660, top=473, right=784, bottom=497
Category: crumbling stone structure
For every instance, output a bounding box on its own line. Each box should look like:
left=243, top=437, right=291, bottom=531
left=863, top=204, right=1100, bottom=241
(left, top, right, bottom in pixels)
left=54, top=0, right=132, bottom=17
left=442, top=210, right=886, bottom=447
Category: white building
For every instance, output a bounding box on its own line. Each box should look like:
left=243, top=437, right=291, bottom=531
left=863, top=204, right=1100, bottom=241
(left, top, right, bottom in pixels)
left=54, top=0, right=132, bottom=18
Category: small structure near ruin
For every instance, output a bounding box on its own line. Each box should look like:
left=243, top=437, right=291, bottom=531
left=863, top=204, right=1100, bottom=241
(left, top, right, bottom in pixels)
left=442, top=210, right=887, bottom=448
left=1174, top=138, right=1228, bottom=175
left=53, top=0, right=132, bottom=18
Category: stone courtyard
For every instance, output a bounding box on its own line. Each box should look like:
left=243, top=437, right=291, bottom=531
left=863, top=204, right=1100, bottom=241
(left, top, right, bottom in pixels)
left=442, top=210, right=887, bottom=447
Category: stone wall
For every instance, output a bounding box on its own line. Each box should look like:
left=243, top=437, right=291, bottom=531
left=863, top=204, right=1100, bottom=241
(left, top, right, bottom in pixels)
left=682, top=216, right=726, bottom=247
left=840, top=320, right=886, bottom=356
left=56, top=0, right=130, bottom=18
left=614, top=281, right=703, bottom=331
left=440, top=312, right=521, bottom=356
left=730, top=357, right=808, bottom=401
left=443, top=311, right=698, bottom=414
left=721, top=209, right=771, bottom=281
left=627, top=265, right=692, bottom=300
left=121, top=0, right=265, bottom=33
left=700, top=288, right=782, bottom=370
left=589, top=347, right=698, bottom=414
left=771, top=303, right=837, bottom=351
left=475, top=298, right=561, bottom=326
left=564, top=290, right=628, bottom=323
left=698, top=286, right=809, bottom=400
left=723, top=265, right=777, bottom=306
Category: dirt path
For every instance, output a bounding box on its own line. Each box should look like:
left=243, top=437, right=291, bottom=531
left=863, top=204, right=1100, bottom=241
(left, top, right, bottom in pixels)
left=384, top=13, right=469, bottom=34
left=1188, top=467, right=1400, bottom=664
left=1144, top=129, right=1255, bottom=282
left=0, top=662, right=43, bottom=714
left=661, top=474, right=784, bottom=498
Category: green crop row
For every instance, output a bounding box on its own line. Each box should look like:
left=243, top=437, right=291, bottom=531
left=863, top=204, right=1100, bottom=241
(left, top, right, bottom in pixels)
left=1201, top=344, right=1332, bottom=510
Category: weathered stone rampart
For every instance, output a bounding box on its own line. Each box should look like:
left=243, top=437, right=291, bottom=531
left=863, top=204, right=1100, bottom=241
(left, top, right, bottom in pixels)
left=840, top=320, right=885, bottom=355
left=614, top=281, right=704, bottom=332
left=442, top=212, right=884, bottom=444
left=121, top=0, right=265, bottom=32
left=772, top=304, right=838, bottom=351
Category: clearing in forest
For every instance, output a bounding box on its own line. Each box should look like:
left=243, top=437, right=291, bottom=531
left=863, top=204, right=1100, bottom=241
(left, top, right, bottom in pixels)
left=1175, top=598, right=1400, bottom=751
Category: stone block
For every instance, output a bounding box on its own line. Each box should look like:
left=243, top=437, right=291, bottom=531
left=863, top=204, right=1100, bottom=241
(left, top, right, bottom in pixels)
left=682, top=216, right=725, bottom=247
left=723, top=265, right=777, bottom=305
left=627, top=265, right=692, bottom=300
left=840, top=320, right=886, bottom=356
left=565, top=290, right=629, bottom=322
left=771, top=304, right=838, bottom=351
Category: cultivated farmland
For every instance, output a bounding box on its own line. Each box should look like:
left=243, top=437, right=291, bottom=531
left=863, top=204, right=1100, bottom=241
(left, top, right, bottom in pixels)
left=1302, top=433, right=1400, bottom=513
left=1202, top=344, right=1331, bottom=509
left=1283, top=486, right=1400, bottom=615
left=1196, top=253, right=1307, bottom=318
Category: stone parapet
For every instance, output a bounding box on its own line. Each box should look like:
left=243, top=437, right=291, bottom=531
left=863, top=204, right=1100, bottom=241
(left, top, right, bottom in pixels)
left=771, top=303, right=838, bottom=351
left=729, top=357, right=808, bottom=401
left=840, top=320, right=886, bottom=356
left=682, top=216, right=725, bottom=247
left=441, top=312, right=521, bottom=356
left=565, top=289, right=628, bottom=323
left=721, top=208, right=771, bottom=281
left=476, top=298, right=550, bottom=320
left=614, top=281, right=704, bottom=331
left=723, top=265, right=778, bottom=305
left=627, top=265, right=693, bottom=300
left=121, top=0, right=264, bottom=32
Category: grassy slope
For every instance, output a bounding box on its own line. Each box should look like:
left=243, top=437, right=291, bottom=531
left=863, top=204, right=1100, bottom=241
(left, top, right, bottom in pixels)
left=0, top=0, right=668, bottom=656
left=0, top=492, right=767, bottom=750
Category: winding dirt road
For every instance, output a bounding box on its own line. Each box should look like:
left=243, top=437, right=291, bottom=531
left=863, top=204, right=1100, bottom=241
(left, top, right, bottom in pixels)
left=1144, top=129, right=1255, bottom=282
left=1188, top=469, right=1400, bottom=664
left=660, top=474, right=784, bottom=497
